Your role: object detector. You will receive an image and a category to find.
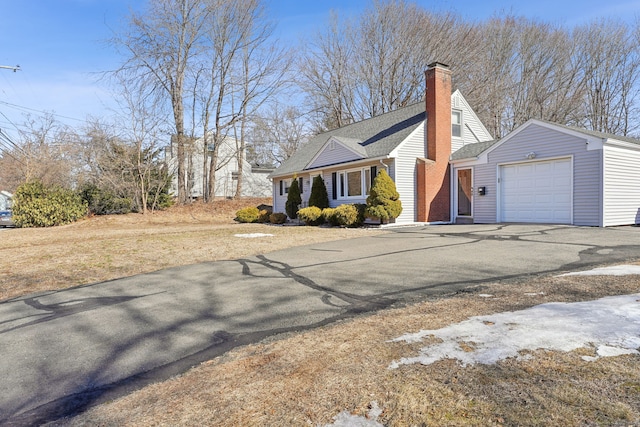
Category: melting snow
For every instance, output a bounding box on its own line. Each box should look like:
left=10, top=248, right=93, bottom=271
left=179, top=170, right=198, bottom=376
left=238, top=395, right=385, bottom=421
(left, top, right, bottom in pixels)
left=324, top=402, right=384, bottom=427
left=234, top=233, right=274, bottom=238
left=390, top=265, right=640, bottom=368
left=559, top=264, right=640, bottom=276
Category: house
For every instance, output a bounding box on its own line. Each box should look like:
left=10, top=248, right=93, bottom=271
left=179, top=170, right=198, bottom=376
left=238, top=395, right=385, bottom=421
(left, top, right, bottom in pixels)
left=166, top=136, right=273, bottom=199
left=451, top=120, right=640, bottom=227
left=0, top=191, right=12, bottom=211
left=270, top=62, right=493, bottom=223
left=271, top=63, right=494, bottom=222
left=271, top=62, right=640, bottom=227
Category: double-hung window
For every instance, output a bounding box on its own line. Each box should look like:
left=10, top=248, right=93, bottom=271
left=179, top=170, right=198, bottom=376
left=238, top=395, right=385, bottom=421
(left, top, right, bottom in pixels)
left=452, top=110, right=462, bottom=138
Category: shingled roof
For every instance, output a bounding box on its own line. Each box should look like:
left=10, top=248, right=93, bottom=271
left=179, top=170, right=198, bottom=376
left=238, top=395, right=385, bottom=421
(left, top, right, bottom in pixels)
left=450, top=139, right=499, bottom=160
left=271, top=101, right=426, bottom=177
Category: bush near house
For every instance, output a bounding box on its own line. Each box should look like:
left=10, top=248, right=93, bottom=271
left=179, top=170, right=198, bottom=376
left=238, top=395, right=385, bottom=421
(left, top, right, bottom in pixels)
left=235, top=206, right=260, bottom=223
left=80, top=183, right=133, bottom=215
left=269, top=212, right=287, bottom=224
left=12, top=180, right=88, bottom=228
left=308, top=175, right=330, bottom=209
left=365, top=169, right=402, bottom=222
left=321, top=208, right=339, bottom=226
left=285, top=176, right=302, bottom=219
left=297, top=206, right=324, bottom=225
left=334, top=204, right=366, bottom=227
left=257, top=209, right=271, bottom=223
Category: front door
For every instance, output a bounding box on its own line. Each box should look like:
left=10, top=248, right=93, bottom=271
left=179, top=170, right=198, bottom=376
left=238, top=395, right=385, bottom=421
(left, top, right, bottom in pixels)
left=457, top=168, right=472, bottom=218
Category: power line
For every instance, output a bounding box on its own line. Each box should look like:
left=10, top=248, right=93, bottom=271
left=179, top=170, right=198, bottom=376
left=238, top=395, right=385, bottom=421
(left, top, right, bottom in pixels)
left=0, top=100, right=88, bottom=123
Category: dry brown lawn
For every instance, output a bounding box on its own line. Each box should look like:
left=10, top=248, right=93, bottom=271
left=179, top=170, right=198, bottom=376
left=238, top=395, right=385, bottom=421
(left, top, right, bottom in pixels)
left=4, top=201, right=640, bottom=426
left=0, top=198, right=374, bottom=302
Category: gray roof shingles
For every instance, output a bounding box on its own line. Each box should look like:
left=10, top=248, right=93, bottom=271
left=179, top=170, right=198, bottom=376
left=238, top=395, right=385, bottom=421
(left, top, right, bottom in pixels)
left=450, top=120, right=640, bottom=161
left=271, top=102, right=426, bottom=177
left=450, top=139, right=499, bottom=160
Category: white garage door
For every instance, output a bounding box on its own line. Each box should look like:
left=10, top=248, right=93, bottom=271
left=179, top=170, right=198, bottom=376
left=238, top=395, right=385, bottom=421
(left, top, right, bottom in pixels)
left=500, top=158, right=572, bottom=223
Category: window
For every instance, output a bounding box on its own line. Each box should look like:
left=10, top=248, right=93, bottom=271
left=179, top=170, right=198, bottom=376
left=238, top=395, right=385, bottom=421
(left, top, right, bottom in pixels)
left=336, top=166, right=379, bottom=199
left=452, top=110, right=462, bottom=138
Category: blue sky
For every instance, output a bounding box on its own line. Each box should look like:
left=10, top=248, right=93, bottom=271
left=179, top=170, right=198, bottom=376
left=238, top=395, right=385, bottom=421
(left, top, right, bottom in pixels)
left=0, top=0, right=638, bottom=140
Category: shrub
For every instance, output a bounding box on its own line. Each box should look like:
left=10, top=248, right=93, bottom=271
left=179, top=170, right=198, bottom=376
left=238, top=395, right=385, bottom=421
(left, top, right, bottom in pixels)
left=285, top=177, right=302, bottom=219
left=235, top=206, right=260, bottom=223
left=354, top=203, right=367, bottom=226
left=297, top=206, right=324, bottom=226
left=13, top=180, right=87, bottom=228
left=334, top=204, right=363, bottom=227
left=269, top=212, right=287, bottom=224
left=322, top=208, right=339, bottom=226
left=308, top=175, right=329, bottom=209
left=365, top=169, right=402, bottom=222
left=257, top=209, right=271, bottom=223
left=79, top=183, right=133, bottom=215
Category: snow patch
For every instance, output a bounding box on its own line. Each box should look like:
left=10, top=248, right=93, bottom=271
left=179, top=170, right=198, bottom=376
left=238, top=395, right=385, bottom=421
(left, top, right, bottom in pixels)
left=390, top=293, right=640, bottom=368
left=324, top=402, right=384, bottom=427
left=559, top=264, right=640, bottom=276
left=234, top=233, right=274, bottom=238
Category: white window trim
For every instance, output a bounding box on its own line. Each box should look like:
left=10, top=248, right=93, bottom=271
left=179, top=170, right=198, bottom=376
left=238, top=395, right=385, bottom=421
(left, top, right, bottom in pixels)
left=337, top=166, right=373, bottom=200
left=452, top=109, right=463, bottom=139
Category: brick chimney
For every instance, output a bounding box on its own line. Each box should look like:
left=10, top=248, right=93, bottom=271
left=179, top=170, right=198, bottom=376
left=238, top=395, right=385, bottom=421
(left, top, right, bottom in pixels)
left=416, top=62, right=452, bottom=223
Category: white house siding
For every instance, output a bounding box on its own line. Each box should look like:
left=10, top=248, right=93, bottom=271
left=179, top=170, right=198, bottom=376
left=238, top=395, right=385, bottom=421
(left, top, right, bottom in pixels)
left=392, top=122, right=426, bottom=223
left=603, top=144, right=640, bottom=226
left=451, top=91, right=494, bottom=153
left=468, top=124, right=601, bottom=226
left=0, top=191, right=11, bottom=210
left=307, top=141, right=363, bottom=170
left=272, top=173, right=313, bottom=215
left=168, top=137, right=271, bottom=199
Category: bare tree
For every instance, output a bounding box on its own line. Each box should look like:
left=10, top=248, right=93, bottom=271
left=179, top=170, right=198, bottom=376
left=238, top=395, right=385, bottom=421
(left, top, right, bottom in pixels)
left=248, top=103, right=311, bottom=166
left=574, top=18, right=640, bottom=135
left=0, top=114, right=78, bottom=191
left=190, top=0, right=290, bottom=201
left=299, top=1, right=476, bottom=129
left=299, top=11, right=356, bottom=130
left=112, top=0, right=210, bottom=204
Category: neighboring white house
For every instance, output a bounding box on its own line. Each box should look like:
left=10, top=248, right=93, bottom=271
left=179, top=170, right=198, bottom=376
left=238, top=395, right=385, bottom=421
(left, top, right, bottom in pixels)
left=0, top=191, right=12, bottom=210
left=270, top=62, right=640, bottom=227
left=166, top=135, right=273, bottom=199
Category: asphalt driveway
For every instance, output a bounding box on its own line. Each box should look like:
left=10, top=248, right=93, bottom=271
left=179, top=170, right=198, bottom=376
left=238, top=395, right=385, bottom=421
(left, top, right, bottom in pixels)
left=2, top=224, right=640, bottom=425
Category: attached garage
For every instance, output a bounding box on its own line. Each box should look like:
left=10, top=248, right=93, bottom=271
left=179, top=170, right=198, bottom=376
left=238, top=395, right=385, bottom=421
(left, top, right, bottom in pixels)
left=499, top=158, right=572, bottom=224
left=451, top=120, right=640, bottom=227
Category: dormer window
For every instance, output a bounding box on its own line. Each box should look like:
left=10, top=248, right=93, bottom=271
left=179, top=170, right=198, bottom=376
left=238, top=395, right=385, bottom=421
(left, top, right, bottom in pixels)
left=452, top=110, right=462, bottom=138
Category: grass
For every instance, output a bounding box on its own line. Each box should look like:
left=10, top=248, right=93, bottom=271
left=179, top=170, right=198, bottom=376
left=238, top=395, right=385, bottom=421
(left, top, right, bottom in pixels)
left=3, top=200, right=640, bottom=426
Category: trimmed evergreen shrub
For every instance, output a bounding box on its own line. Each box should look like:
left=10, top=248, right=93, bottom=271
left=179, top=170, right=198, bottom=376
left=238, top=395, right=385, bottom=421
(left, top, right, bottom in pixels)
left=308, top=175, right=329, bottom=209
left=79, top=183, right=133, bottom=215
left=235, top=206, right=260, bottom=223
left=297, top=206, right=324, bottom=226
left=257, top=209, right=271, bottom=223
left=354, top=203, right=367, bottom=226
left=269, top=212, right=287, bottom=224
left=321, top=208, right=339, bottom=226
left=285, top=177, right=302, bottom=219
left=365, top=169, right=402, bottom=222
left=334, top=204, right=362, bottom=227
left=13, top=180, right=87, bottom=228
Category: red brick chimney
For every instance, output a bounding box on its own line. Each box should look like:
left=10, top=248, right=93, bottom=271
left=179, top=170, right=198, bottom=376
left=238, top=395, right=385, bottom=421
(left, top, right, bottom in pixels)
left=416, top=62, right=452, bottom=223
